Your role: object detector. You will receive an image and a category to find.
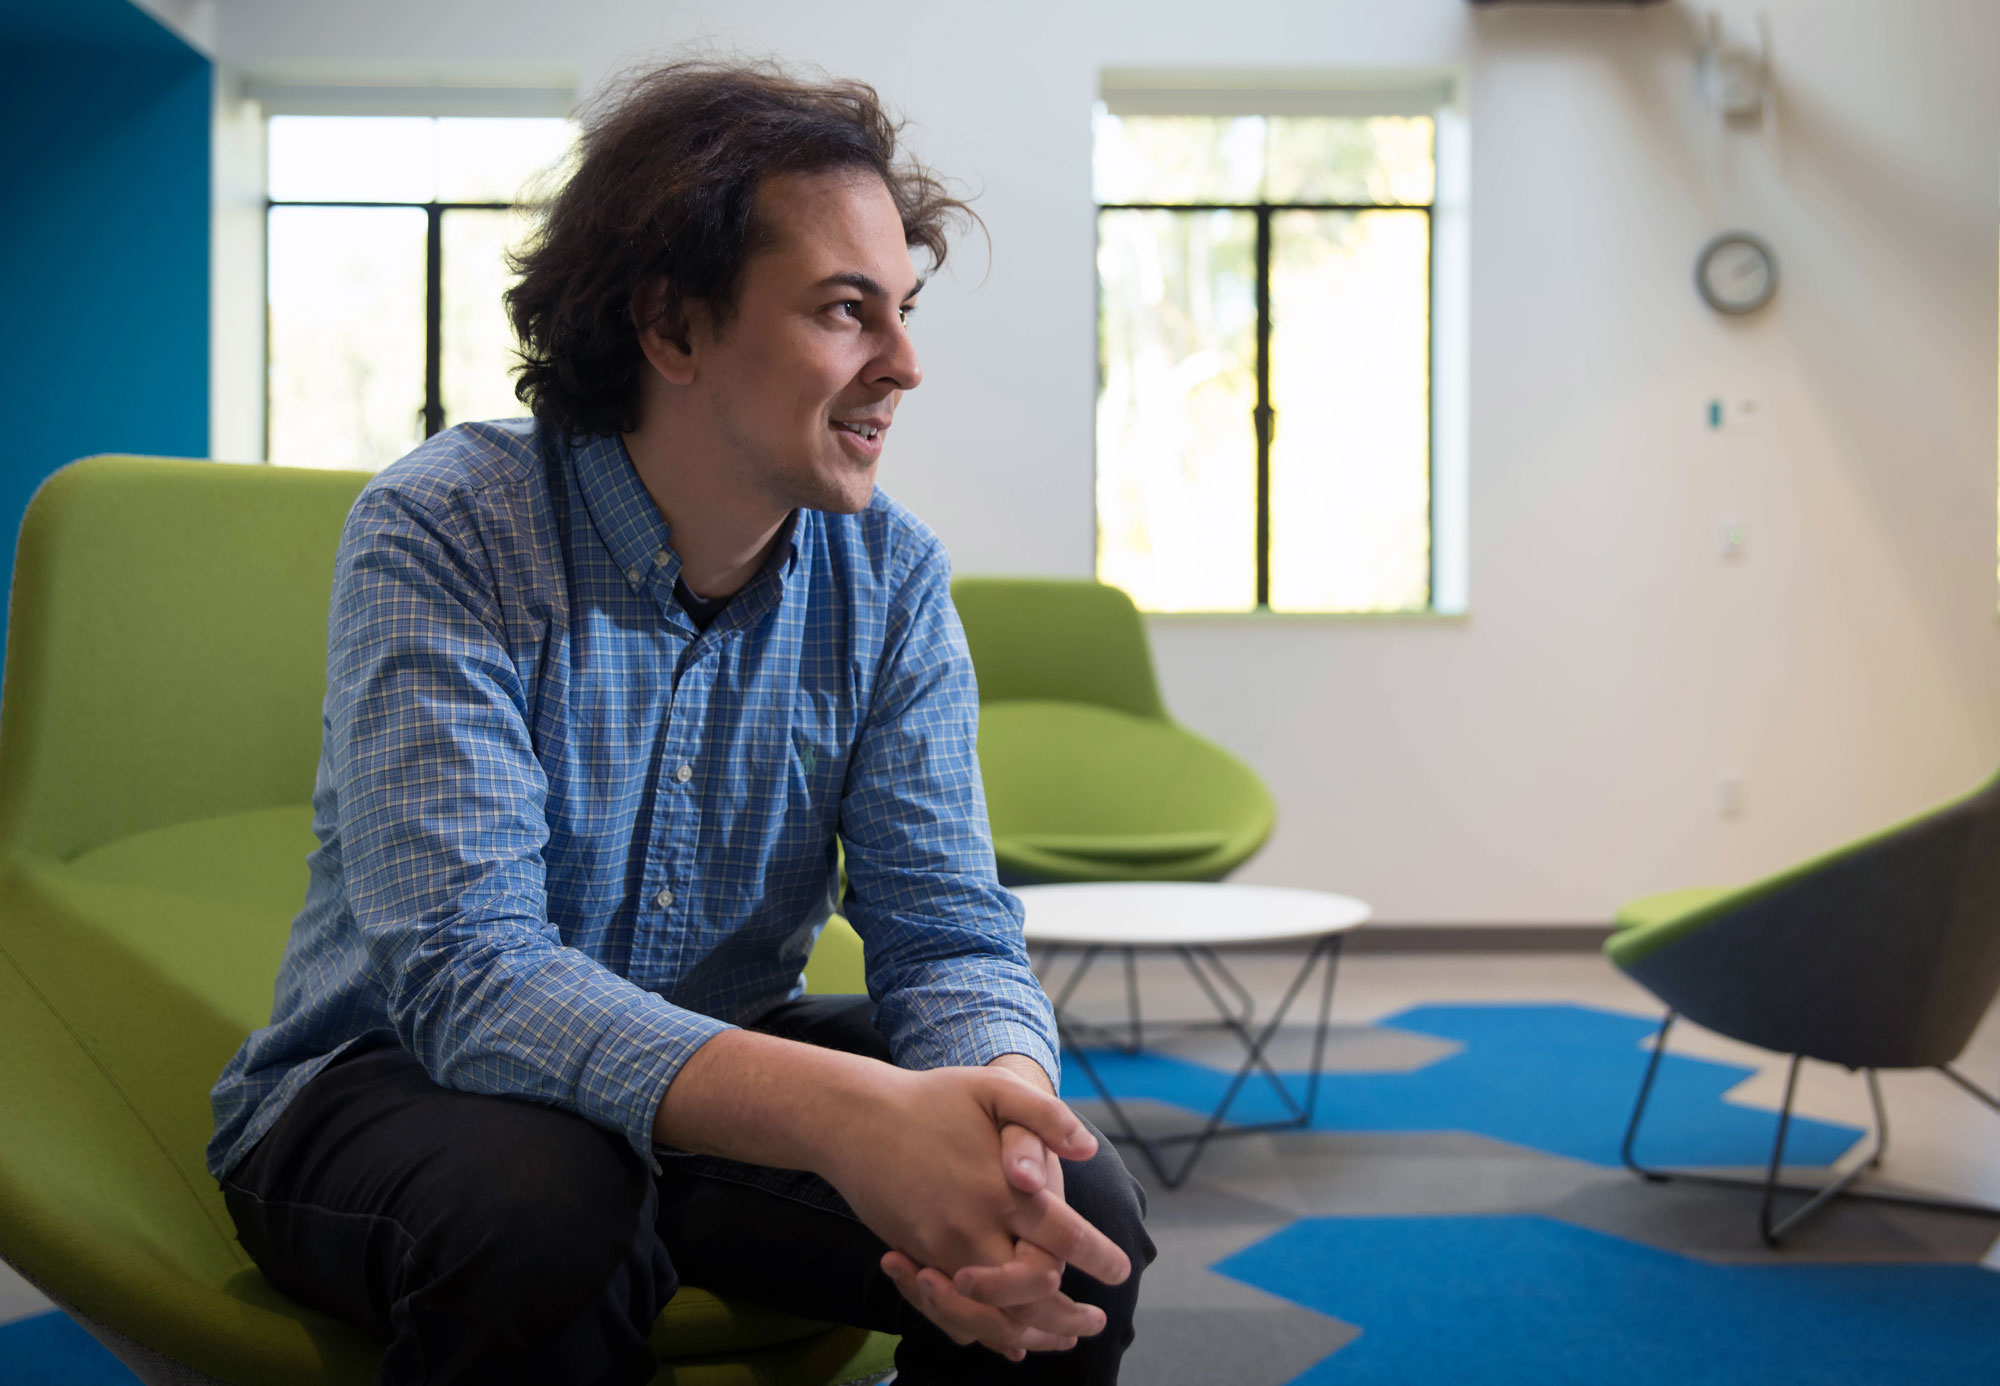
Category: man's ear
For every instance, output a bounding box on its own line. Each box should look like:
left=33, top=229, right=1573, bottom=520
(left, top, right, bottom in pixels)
left=631, top=277, right=698, bottom=387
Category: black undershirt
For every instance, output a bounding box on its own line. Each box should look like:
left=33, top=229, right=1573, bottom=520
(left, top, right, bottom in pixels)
left=673, top=576, right=731, bottom=631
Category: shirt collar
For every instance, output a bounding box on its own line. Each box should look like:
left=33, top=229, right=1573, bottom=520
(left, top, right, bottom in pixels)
left=567, top=430, right=806, bottom=611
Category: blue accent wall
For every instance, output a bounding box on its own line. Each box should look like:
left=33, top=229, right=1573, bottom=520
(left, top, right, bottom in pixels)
left=0, top=0, right=210, bottom=653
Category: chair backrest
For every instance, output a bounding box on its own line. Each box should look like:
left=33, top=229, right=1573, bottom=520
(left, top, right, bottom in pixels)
left=1627, top=767, right=2000, bottom=1069
left=0, top=456, right=369, bottom=863
left=949, top=577, right=1166, bottom=719
left=0, top=456, right=382, bottom=1377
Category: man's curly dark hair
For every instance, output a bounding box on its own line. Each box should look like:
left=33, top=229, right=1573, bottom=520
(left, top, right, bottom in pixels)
left=505, top=60, right=973, bottom=439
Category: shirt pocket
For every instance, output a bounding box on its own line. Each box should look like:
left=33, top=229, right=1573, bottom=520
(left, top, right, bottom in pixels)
left=782, top=691, right=852, bottom=831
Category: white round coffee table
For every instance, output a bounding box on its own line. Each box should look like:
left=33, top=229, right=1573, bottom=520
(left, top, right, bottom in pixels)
left=1018, top=882, right=1370, bottom=1187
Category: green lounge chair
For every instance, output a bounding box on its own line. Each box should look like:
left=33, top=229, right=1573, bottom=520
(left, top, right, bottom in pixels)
left=951, top=577, right=1274, bottom=886
left=0, top=454, right=893, bottom=1384
left=1606, top=771, right=2000, bottom=1245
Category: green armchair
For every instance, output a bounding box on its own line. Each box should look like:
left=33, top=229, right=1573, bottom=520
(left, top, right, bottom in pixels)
left=1607, top=770, right=2000, bottom=1245
left=950, top=576, right=1274, bottom=885
left=0, top=455, right=892, bottom=1385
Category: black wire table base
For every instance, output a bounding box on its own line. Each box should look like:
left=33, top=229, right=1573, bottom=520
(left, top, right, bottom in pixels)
left=1039, top=934, right=1345, bottom=1189
left=1621, top=1009, right=2000, bottom=1246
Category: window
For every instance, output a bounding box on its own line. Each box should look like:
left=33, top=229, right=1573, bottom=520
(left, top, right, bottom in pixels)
left=264, top=116, right=574, bottom=471
left=1094, top=87, right=1442, bottom=613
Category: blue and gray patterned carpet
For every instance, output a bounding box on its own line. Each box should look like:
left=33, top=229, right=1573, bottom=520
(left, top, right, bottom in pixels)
left=1084, top=1003, right=2000, bottom=1385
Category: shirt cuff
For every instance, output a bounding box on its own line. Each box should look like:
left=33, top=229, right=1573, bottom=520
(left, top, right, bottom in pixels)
left=948, top=1019, right=1063, bottom=1094
left=574, top=997, right=736, bottom=1171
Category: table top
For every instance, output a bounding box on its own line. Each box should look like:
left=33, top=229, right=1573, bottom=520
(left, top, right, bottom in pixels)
left=1015, top=881, right=1371, bottom=947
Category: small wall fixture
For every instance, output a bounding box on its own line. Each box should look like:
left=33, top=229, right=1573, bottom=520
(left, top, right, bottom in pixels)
left=1699, top=10, right=1771, bottom=121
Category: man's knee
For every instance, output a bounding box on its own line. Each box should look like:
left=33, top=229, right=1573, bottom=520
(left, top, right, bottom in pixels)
left=1060, top=1129, right=1155, bottom=1300
left=417, top=1101, right=661, bottom=1328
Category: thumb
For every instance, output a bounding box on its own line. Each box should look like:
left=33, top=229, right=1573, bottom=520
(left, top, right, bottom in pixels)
left=999, top=1122, right=1049, bottom=1193
left=985, top=1077, right=1098, bottom=1163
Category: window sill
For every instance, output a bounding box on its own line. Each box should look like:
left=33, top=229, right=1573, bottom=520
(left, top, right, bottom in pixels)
left=1139, top=608, right=1469, bottom=624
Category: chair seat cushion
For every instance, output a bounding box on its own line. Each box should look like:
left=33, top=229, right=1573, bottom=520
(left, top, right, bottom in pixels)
left=41, top=808, right=886, bottom=1369
left=1012, top=830, right=1230, bottom=863
left=648, top=1289, right=829, bottom=1358
left=62, top=803, right=320, bottom=1029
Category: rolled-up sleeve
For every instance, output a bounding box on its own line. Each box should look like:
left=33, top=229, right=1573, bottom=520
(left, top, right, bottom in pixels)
left=329, top=487, right=732, bottom=1162
left=837, top=541, right=1061, bottom=1087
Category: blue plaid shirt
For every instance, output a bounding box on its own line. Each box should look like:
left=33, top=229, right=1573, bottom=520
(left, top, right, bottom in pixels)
left=208, top=420, right=1056, bottom=1178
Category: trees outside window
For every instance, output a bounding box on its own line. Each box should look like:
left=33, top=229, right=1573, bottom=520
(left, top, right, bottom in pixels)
left=1095, top=107, right=1436, bottom=613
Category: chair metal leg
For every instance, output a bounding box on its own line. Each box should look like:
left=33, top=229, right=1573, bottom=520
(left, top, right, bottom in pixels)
left=1754, top=1057, right=1888, bottom=1247
left=1621, top=1010, right=2000, bottom=1245
left=1937, top=1062, right=2000, bottom=1113
left=1620, top=1011, right=1678, bottom=1182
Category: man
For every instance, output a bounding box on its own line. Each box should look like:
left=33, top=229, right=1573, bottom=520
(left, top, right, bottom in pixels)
left=207, top=61, right=1152, bottom=1385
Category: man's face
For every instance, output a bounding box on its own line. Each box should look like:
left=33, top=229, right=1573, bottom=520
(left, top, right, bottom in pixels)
left=686, top=169, right=924, bottom=515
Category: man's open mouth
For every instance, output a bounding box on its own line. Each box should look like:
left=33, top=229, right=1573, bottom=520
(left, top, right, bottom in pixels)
left=832, top=421, right=883, bottom=441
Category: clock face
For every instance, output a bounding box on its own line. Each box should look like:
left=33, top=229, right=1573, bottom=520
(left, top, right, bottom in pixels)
left=1697, top=234, right=1777, bottom=314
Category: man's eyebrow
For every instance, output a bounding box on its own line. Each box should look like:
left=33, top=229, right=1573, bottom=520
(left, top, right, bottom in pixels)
left=816, top=271, right=927, bottom=301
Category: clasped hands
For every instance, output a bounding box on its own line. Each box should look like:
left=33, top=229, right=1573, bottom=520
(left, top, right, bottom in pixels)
left=828, top=1062, right=1131, bottom=1363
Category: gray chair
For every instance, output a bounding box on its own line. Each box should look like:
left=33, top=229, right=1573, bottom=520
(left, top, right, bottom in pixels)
left=1605, top=769, right=2000, bottom=1244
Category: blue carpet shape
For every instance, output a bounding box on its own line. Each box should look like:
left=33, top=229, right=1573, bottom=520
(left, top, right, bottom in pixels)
left=1059, top=1003, right=1864, bottom=1168
left=0, top=1311, right=140, bottom=1385
left=1216, top=1213, right=2000, bottom=1385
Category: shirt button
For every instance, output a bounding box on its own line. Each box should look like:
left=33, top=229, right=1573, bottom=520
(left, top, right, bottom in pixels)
left=655, top=549, right=671, bottom=566
left=626, top=567, right=642, bottom=585
left=655, top=887, right=675, bottom=909
left=674, top=763, right=693, bottom=783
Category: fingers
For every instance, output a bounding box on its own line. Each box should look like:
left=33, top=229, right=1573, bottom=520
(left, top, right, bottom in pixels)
left=953, top=1239, right=1062, bottom=1307
left=984, top=1078, right=1099, bottom=1164
left=998, top=1122, right=1049, bottom=1194
left=1006, top=1286, right=1107, bottom=1342
left=1009, top=1188, right=1132, bottom=1287
left=880, top=1253, right=1079, bottom=1360
left=882, top=1252, right=984, bottom=1350
left=949, top=1242, right=1108, bottom=1338
left=916, top=1265, right=1080, bottom=1357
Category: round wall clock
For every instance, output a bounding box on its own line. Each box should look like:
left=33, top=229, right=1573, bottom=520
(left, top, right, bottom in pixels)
left=1695, top=232, right=1778, bottom=315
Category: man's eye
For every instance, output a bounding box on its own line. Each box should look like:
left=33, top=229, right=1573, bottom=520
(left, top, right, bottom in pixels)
left=836, top=300, right=863, bottom=319
left=898, top=305, right=914, bottom=326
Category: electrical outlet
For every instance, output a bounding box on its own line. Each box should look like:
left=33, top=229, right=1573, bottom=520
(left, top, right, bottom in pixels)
left=1717, top=770, right=1745, bottom=820
left=1717, top=513, right=1747, bottom=560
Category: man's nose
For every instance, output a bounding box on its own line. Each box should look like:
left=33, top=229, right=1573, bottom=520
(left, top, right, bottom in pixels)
left=873, top=319, right=922, bottom=393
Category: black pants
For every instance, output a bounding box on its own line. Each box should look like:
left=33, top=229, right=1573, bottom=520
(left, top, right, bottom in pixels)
left=220, top=996, right=1153, bottom=1385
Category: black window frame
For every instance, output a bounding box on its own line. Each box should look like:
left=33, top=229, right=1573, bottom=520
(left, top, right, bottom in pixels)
left=1095, top=121, right=1439, bottom=613
left=262, top=193, right=520, bottom=460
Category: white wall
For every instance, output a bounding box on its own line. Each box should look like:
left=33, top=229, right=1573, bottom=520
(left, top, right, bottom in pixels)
left=209, top=0, right=2000, bottom=924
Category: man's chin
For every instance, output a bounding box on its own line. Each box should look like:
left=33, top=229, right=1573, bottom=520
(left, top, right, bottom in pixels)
left=803, top=465, right=880, bottom=514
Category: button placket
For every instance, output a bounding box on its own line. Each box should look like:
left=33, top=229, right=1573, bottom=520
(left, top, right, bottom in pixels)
left=654, top=656, right=712, bottom=944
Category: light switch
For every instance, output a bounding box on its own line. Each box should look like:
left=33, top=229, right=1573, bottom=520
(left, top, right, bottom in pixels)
left=1717, top=770, right=1745, bottom=820
left=1717, top=514, right=1747, bottom=560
